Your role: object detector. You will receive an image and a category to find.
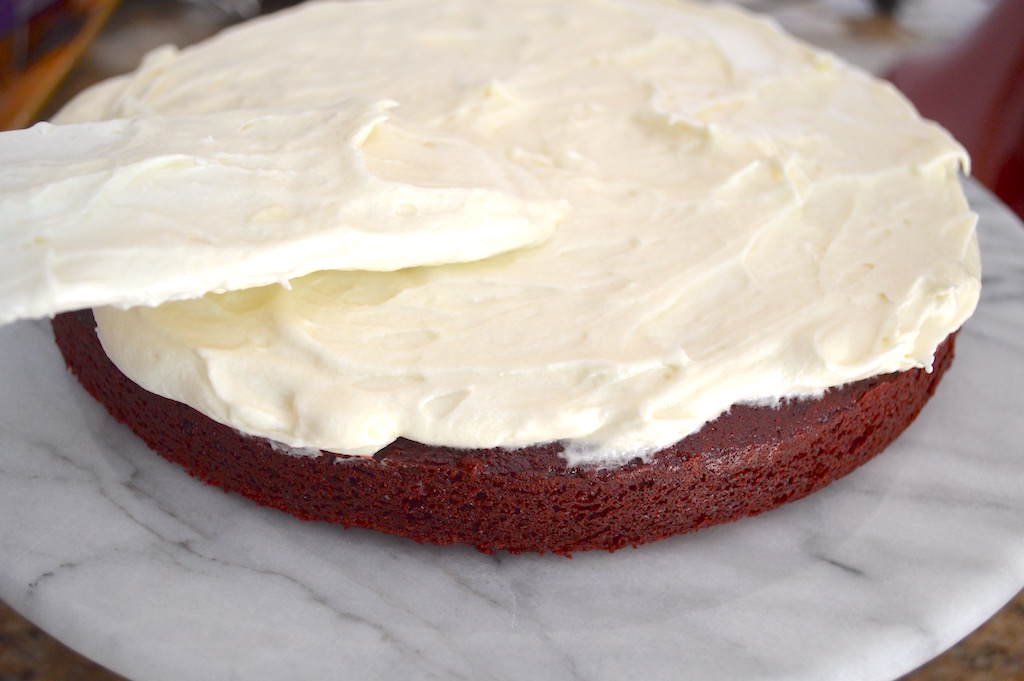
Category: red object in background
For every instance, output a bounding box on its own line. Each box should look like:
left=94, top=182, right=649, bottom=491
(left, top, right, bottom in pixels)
left=0, top=0, right=63, bottom=37
left=888, top=0, right=1024, bottom=220
left=1, top=0, right=82, bottom=82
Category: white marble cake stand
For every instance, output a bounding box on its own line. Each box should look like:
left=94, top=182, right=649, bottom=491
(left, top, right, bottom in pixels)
left=0, top=180, right=1022, bottom=681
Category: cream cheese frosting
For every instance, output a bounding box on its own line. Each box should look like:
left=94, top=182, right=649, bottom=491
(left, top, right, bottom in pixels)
left=9, top=0, right=981, bottom=465
left=0, top=100, right=563, bottom=324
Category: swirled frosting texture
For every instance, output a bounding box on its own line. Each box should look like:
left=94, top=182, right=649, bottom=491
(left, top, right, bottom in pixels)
left=0, top=101, right=563, bottom=324
left=70, top=0, right=977, bottom=464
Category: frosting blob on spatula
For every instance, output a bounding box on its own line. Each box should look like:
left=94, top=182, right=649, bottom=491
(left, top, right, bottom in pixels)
left=0, top=99, right=563, bottom=325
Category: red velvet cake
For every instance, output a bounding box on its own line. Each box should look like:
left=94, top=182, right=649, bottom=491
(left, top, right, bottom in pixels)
left=0, top=0, right=980, bottom=555
left=53, top=310, right=956, bottom=555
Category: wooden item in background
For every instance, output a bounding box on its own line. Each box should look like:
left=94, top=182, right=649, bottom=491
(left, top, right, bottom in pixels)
left=0, top=0, right=120, bottom=131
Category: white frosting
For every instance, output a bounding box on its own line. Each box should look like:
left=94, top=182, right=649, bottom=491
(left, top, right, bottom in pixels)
left=14, top=0, right=982, bottom=465
left=0, top=99, right=563, bottom=324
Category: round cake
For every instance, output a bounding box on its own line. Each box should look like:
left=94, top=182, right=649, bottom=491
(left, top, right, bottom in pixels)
left=53, top=310, right=955, bottom=555
left=0, top=0, right=981, bottom=554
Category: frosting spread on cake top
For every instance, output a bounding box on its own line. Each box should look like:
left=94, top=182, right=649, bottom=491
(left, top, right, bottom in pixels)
left=5, top=0, right=981, bottom=464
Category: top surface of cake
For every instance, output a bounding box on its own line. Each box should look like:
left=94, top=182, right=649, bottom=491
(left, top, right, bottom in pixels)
left=0, top=0, right=980, bottom=465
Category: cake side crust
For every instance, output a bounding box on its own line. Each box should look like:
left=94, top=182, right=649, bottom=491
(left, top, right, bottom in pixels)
left=52, top=309, right=956, bottom=555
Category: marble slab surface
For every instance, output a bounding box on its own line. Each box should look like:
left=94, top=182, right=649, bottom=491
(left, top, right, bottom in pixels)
left=0, top=180, right=1021, bottom=681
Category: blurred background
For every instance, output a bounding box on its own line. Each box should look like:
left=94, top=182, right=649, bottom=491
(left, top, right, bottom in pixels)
left=0, top=0, right=1021, bottom=679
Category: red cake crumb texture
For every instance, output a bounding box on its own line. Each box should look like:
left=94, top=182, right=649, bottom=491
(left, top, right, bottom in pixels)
left=52, top=309, right=956, bottom=555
